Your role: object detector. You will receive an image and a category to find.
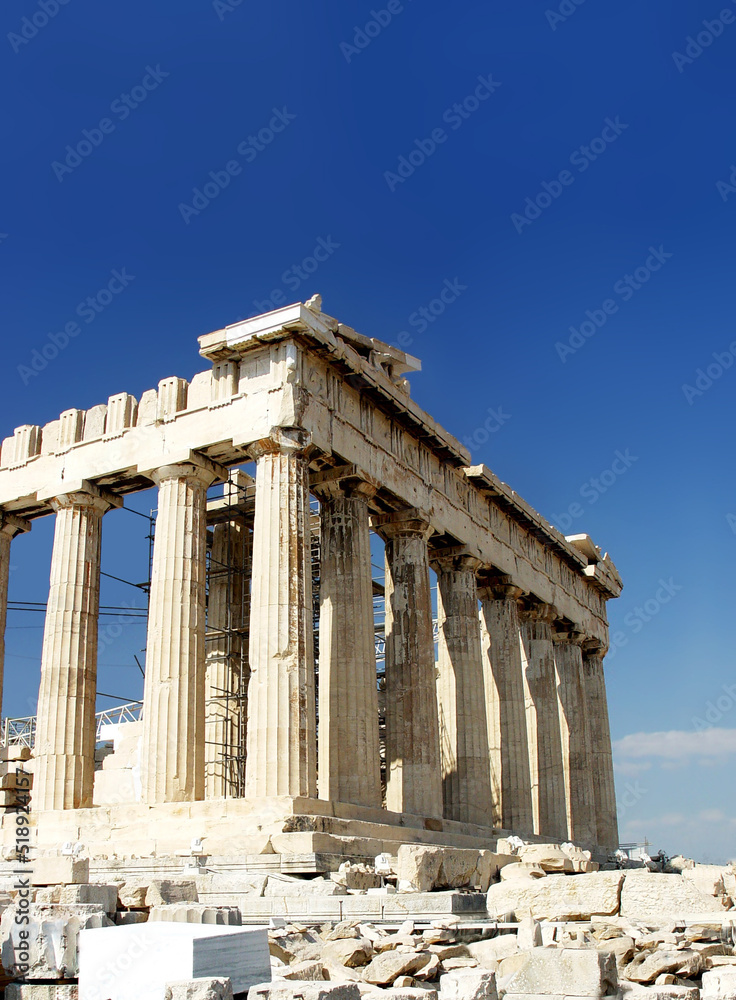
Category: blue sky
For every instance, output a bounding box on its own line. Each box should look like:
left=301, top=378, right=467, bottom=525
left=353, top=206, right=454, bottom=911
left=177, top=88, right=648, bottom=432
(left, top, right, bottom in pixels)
left=2, top=0, right=735, bottom=862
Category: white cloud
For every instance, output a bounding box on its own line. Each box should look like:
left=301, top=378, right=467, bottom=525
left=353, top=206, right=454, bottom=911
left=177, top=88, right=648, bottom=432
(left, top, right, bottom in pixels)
left=614, top=759, right=652, bottom=777
left=614, top=728, right=736, bottom=761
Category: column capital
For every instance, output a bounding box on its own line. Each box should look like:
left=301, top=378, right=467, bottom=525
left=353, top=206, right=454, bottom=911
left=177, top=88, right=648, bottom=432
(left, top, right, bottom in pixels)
left=429, top=547, right=482, bottom=575
left=310, top=464, right=379, bottom=504
left=583, top=637, right=608, bottom=657
left=518, top=600, right=557, bottom=625
left=0, top=511, right=31, bottom=538
left=49, top=481, right=123, bottom=515
left=149, top=460, right=221, bottom=489
left=477, top=572, right=524, bottom=602
left=371, top=507, right=434, bottom=542
left=250, top=426, right=311, bottom=461
left=552, top=623, right=587, bottom=646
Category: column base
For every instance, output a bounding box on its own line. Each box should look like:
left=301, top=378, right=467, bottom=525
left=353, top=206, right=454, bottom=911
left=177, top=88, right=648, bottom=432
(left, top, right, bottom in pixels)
left=3, top=795, right=606, bottom=866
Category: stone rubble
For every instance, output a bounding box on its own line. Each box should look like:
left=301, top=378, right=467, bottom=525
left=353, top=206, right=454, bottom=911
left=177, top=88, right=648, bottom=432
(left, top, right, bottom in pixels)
left=0, top=848, right=731, bottom=998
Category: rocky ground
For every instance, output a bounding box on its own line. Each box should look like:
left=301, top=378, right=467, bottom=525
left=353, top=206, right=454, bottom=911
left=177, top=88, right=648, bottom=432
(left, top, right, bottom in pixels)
left=0, top=843, right=734, bottom=999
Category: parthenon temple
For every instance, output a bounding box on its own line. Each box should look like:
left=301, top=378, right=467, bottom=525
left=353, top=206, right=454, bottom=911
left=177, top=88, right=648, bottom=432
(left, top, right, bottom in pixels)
left=0, top=298, right=622, bottom=865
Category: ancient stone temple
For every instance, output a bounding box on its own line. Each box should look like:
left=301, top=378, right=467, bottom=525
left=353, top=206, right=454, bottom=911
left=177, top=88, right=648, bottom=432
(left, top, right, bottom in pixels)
left=0, top=298, right=622, bottom=865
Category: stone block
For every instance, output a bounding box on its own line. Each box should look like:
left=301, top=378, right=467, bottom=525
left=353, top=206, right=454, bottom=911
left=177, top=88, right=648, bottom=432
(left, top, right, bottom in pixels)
left=164, top=978, right=234, bottom=1000
left=59, top=883, right=118, bottom=914
left=83, top=404, right=107, bottom=441
left=248, top=984, right=361, bottom=1000
left=500, top=864, right=545, bottom=882
left=322, top=937, right=373, bottom=968
left=701, top=968, right=736, bottom=1000
left=5, top=988, right=79, bottom=999
left=362, top=950, right=433, bottom=985
left=487, top=872, right=625, bottom=921
left=266, top=877, right=347, bottom=897
left=518, top=846, right=574, bottom=873
left=467, top=934, right=518, bottom=965
left=625, top=950, right=703, bottom=984
left=281, top=960, right=327, bottom=980
left=118, top=881, right=149, bottom=908
left=504, top=948, right=618, bottom=998
left=78, top=922, right=270, bottom=999
left=620, top=872, right=728, bottom=922
left=439, top=969, right=498, bottom=1000
left=377, top=991, right=438, bottom=1000
left=596, top=936, right=635, bottom=970
left=517, top=918, right=543, bottom=950
left=682, top=865, right=729, bottom=898
left=146, top=879, right=199, bottom=907
left=149, top=904, right=241, bottom=925
left=623, top=987, right=700, bottom=1000
left=269, top=928, right=325, bottom=964
left=31, top=857, right=90, bottom=886
left=396, top=846, right=500, bottom=893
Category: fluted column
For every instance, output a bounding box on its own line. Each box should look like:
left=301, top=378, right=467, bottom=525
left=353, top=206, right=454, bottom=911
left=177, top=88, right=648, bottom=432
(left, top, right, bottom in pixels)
left=478, top=576, right=534, bottom=833
left=244, top=429, right=317, bottom=799
left=313, top=471, right=381, bottom=807
left=205, top=517, right=251, bottom=798
left=34, top=489, right=119, bottom=811
left=554, top=626, right=597, bottom=844
left=140, top=462, right=217, bottom=804
left=0, top=513, right=30, bottom=722
left=432, top=552, right=492, bottom=827
left=583, top=641, right=619, bottom=849
left=519, top=602, right=567, bottom=839
left=373, top=509, right=442, bottom=819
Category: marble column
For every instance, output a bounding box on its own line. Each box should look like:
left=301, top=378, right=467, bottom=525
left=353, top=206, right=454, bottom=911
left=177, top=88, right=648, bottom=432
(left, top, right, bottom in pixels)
left=34, top=489, right=119, bottom=811
left=478, top=577, right=534, bottom=833
left=583, top=641, right=619, bottom=849
left=0, top=513, right=30, bottom=723
left=205, top=516, right=251, bottom=799
left=554, top=626, right=597, bottom=844
left=244, top=429, right=317, bottom=800
left=313, top=472, right=381, bottom=808
left=140, top=462, right=217, bottom=805
left=519, top=602, right=567, bottom=839
left=432, top=552, right=492, bottom=827
left=374, top=509, right=442, bottom=819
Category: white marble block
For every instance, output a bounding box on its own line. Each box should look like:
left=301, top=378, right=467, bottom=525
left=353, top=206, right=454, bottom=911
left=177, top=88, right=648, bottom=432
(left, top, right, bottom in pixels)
left=78, top=923, right=270, bottom=1000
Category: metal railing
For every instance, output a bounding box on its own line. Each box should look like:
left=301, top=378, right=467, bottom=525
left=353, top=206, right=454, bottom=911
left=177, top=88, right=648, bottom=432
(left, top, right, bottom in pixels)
left=1, top=701, right=143, bottom=749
